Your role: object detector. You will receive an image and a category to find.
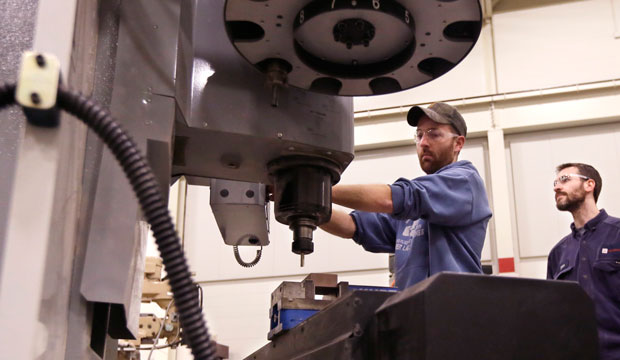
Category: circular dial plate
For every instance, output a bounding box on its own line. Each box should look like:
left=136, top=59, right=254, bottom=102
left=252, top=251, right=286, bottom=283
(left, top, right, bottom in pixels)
left=225, top=0, right=482, bottom=96
left=295, top=11, right=412, bottom=65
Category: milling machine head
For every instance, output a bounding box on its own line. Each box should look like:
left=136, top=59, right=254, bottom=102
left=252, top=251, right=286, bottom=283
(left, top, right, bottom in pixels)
left=268, top=156, right=342, bottom=263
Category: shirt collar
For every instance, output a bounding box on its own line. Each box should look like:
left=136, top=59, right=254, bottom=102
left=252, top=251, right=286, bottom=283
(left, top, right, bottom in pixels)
left=436, top=160, right=471, bottom=173
left=570, top=209, right=608, bottom=235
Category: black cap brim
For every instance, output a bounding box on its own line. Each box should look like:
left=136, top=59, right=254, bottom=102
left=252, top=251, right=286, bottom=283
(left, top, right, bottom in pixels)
left=407, top=106, right=451, bottom=127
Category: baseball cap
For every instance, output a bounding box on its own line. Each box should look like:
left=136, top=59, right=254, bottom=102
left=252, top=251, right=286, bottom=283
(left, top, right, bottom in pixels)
left=407, top=102, right=467, bottom=137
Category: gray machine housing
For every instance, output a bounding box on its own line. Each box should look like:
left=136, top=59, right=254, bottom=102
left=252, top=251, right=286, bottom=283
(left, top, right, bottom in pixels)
left=0, top=0, right=354, bottom=358
left=210, top=179, right=270, bottom=246
left=174, top=0, right=355, bottom=185
left=176, top=0, right=355, bottom=256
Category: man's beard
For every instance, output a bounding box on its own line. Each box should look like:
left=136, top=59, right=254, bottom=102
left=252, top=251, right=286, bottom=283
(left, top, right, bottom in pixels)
left=555, top=190, right=586, bottom=212
left=418, top=146, right=455, bottom=174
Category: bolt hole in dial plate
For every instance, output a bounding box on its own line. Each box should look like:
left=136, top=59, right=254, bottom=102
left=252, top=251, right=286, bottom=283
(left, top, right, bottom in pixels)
left=225, top=0, right=482, bottom=96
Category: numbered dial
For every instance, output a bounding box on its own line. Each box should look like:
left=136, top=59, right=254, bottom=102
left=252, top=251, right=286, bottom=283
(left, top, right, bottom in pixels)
left=293, top=0, right=415, bottom=80
left=225, top=0, right=482, bottom=96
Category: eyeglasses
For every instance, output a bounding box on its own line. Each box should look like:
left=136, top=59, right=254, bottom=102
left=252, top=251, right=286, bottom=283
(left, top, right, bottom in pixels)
left=414, top=128, right=459, bottom=144
left=553, top=173, right=590, bottom=187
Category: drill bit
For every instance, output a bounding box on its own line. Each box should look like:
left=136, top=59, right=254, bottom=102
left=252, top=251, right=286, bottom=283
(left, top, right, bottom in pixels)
left=300, top=254, right=305, bottom=267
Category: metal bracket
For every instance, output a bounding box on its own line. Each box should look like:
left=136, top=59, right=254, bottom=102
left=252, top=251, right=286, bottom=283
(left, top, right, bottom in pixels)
left=15, top=51, right=61, bottom=127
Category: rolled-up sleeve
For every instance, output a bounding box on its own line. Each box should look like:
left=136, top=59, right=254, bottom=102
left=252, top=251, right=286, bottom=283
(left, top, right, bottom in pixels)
left=390, top=171, right=479, bottom=226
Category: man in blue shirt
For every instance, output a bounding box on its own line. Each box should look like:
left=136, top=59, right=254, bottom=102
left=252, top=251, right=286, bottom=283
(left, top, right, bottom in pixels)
left=320, top=102, right=492, bottom=290
left=548, top=163, right=620, bottom=360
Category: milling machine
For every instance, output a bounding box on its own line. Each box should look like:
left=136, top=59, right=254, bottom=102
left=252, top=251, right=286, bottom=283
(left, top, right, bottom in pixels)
left=0, top=0, right=488, bottom=359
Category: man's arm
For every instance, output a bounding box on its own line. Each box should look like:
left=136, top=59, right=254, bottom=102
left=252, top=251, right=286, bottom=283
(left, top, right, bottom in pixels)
left=332, top=184, right=393, bottom=213
left=320, top=187, right=398, bottom=251
left=319, top=208, right=357, bottom=238
left=319, top=184, right=393, bottom=239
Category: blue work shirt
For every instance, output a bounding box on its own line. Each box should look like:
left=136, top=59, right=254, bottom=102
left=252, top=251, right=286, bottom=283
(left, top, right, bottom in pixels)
left=350, top=160, right=492, bottom=290
left=547, top=209, right=620, bottom=360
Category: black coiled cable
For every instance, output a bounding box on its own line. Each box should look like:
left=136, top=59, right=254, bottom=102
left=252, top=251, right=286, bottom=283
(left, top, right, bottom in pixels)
left=0, top=82, right=216, bottom=360
left=233, top=245, right=262, bottom=267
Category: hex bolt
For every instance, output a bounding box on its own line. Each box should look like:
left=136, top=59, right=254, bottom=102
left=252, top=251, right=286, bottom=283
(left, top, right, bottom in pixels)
left=353, top=323, right=363, bottom=337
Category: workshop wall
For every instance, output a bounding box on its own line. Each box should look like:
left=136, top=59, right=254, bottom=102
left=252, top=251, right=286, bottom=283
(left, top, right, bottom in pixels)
left=492, top=0, right=620, bottom=93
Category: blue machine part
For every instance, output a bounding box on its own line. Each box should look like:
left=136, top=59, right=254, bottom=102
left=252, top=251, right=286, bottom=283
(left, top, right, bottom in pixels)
left=272, top=309, right=318, bottom=331
left=269, top=284, right=398, bottom=339
left=348, top=285, right=399, bottom=293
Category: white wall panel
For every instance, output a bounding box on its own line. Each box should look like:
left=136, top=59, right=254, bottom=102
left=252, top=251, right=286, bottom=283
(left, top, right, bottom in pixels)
left=614, top=0, right=620, bottom=38
left=354, top=24, right=496, bottom=111
left=507, top=122, right=620, bottom=258
left=518, top=258, right=549, bottom=279
left=505, top=145, right=521, bottom=268
left=494, top=0, right=620, bottom=93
